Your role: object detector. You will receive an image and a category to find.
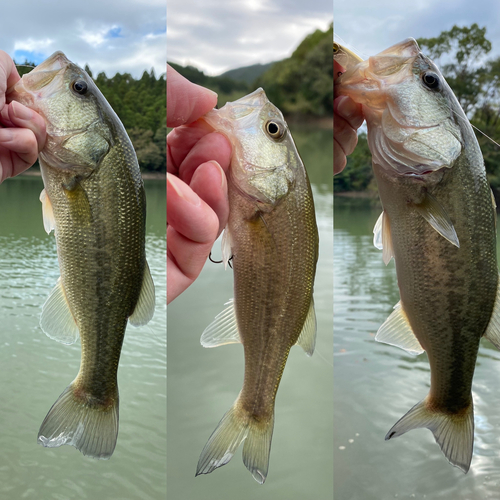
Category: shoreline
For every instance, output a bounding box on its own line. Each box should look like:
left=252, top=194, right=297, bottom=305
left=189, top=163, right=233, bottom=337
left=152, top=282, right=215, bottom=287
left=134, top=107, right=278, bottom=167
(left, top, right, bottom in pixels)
left=334, top=190, right=376, bottom=198
left=18, top=170, right=165, bottom=181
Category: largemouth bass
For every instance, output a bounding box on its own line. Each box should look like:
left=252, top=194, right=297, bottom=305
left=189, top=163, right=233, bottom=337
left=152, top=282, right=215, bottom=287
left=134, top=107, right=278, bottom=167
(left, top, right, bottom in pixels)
left=195, top=89, right=318, bottom=483
left=8, top=52, right=155, bottom=458
left=336, top=38, right=500, bottom=472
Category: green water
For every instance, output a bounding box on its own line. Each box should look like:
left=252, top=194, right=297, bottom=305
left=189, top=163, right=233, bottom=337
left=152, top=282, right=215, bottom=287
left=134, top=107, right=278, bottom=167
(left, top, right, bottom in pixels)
left=167, top=126, right=334, bottom=499
left=334, top=195, right=500, bottom=500
left=0, top=177, right=166, bottom=500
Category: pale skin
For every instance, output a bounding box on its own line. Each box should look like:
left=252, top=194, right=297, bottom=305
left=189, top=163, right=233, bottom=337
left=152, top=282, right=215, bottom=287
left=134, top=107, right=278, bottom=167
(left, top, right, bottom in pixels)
left=0, top=50, right=46, bottom=182
left=167, top=64, right=231, bottom=303
left=334, top=60, right=364, bottom=174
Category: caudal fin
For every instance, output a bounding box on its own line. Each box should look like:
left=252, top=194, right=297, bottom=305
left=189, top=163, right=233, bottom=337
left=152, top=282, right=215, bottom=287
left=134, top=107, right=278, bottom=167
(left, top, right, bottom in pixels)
left=196, top=402, right=274, bottom=484
left=38, top=383, right=119, bottom=459
left=385, top=396, right=474, bottom=473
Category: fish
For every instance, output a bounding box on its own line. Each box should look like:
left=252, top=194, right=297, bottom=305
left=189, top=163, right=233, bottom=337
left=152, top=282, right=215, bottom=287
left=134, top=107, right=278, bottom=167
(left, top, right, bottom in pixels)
left=336, top=38, right=500, bottom=472
left=8, top=51, right=155, bottom=459
left=195, top=88, right=319, bottom=483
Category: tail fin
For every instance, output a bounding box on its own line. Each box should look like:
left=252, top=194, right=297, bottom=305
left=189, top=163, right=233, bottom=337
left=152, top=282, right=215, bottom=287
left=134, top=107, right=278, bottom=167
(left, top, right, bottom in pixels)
left=385, top=396, right=474, bottom=473
left=196, top=402, right=274, bottom=484
left=37, top=384, right=119, bottom=459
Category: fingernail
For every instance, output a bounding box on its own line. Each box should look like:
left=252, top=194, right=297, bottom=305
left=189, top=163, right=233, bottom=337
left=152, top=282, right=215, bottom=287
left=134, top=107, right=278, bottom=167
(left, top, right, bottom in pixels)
left=207, top=160, right=226, bottom=190
left=167, top=173, right=200, bottom=206
left=11, top=101, right=33, bottom=120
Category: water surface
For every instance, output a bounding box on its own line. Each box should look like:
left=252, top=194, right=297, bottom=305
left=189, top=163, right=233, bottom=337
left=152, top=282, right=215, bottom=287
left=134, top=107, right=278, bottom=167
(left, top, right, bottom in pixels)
left=0, top=177, right=166, bottom=500
left=167, top=126, right=334, bottom=499
left=334, top=195, right=500, bottom=500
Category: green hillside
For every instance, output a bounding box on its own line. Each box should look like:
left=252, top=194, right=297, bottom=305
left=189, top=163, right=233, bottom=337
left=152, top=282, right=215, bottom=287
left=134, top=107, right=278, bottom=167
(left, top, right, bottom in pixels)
left=220, top=62, right=276, bottom=84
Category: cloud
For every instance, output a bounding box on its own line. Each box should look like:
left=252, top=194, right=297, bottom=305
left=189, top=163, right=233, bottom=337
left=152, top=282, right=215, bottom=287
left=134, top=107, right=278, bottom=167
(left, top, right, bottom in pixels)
left=167, top=0, right=332, bottom=75
left=1, top=0, right=165, bottom=78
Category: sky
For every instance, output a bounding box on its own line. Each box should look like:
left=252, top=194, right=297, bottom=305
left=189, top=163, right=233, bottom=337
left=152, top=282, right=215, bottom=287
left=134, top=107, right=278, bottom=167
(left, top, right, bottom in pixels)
left=1, top=0, right=166, bottom=78
left=167, top=0, right=333, bottom=76
left=335, top=0, right=500, bottom=65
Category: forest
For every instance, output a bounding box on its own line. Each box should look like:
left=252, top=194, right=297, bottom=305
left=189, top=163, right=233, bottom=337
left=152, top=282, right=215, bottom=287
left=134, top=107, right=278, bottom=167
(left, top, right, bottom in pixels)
left=15, top=62, right=166, bottom=173
left=335, top=24, right=500, bottom=203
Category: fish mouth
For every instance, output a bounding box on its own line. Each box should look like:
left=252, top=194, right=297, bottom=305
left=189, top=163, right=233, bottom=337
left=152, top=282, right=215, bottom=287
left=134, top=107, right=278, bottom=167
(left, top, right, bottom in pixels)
left=7, top=51, right=71, bottom=105
left=337, top=38, right=421, bottom=108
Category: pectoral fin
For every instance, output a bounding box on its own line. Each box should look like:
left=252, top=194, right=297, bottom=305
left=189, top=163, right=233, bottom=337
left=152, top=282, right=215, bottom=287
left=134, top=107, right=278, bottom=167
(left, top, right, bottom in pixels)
left=375, top=301, right=424, bottom=355
left=40, top=277, right=79, bottom=345
left=414, top=192, right=459, bottom=248
left=129, top=261, right=155, bottom=326
left=40, top=189, right=56, bottom=234
left=295, top=298, right=317, bottom=356
left=201, top=299, right=241, bottom=347
left=373, top=211, right=394, bottom=265
left=483, top=275, right=500, bottom=350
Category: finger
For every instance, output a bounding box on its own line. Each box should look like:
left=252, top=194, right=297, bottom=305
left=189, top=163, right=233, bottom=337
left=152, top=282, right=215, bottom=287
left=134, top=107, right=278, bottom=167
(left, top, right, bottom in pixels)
left=0, top=51, right=20, bottom=109
left=167, top=230, right=214, bottom=304
left=167, top=64, right=218, bottom=128
left=0, top=128, right=38, bottom=181
left=178, top=132, right=231, bottom=183
left=190, top=161, right=229, bottom=236
left=7, top=101, right=46, bottom=151
left=167, top=173, right=218, bottom=243
left=334, top=113, right=358, bottom=157
left=167, top=120, right=214, bottom=174
left=167, top=172, right=219, bottom=303
left=334, top=139, right=347, bottom=175
left=334, top=96, right=364, bottom=130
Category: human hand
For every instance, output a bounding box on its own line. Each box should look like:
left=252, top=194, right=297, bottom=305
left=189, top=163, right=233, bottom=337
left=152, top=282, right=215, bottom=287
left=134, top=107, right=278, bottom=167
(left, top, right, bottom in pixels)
left=167, top=64, right=231, bottom=304
left=334, top=60, right=364, bottom=174
left=0, top=51, right=46, bottom=183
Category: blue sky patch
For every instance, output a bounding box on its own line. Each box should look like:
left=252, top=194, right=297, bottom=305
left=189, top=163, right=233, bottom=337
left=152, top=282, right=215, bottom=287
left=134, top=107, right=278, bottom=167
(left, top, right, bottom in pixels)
left=13, top=50, right=46, bottom=66
left=107, top=26, right=122, bottom=39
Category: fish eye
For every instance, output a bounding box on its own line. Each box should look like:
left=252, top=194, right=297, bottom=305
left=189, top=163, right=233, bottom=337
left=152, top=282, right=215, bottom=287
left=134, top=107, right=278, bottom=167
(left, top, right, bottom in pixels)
left=333, top=42, right=339, bottom=54
left=72, top=80, right=88, bottom=95
left=265, top=120, right=286, bottom=140
left=422, top=72, right=440, bottom=90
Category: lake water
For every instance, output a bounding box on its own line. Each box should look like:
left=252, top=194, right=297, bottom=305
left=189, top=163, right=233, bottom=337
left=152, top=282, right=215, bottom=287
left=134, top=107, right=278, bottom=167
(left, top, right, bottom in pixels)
left=0, top=177, right=166, bottom=500
left=167, top=126, right=334, bottom=499
left=334, top=195, right=500, bottom=500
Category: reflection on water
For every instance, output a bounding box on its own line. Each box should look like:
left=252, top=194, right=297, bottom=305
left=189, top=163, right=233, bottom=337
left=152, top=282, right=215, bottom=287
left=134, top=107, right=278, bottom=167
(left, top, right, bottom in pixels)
left=334, top=195, right=500, bottom=500
left=167, top=126, right=333, bottom=499
left=0, top=176, right=166, bottom=499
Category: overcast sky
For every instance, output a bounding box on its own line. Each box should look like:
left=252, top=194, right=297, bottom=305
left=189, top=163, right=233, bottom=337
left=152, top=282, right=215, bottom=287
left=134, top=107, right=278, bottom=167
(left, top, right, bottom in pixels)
left=0, top=0, right=165, bottom=78
left=167, top=0, right=333, bottom=76
left=335, top=0, right=500, bottom=65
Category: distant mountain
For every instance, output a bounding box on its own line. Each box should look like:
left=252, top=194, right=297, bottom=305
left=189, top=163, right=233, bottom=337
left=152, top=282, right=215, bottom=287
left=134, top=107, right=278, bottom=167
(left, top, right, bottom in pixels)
left=219, top=62, right=276, bottom=85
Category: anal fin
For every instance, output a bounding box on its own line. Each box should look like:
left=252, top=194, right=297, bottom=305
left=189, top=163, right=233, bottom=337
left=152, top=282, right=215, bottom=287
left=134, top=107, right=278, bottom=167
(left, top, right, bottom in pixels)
left=483, top=274, right=500, bottom=350
left=201, top=299, right=241, bottom=347
left=129, top=261, right=155, bottom=326
left=376, top=301, right=424, bottom=355
left=295, top=298, right=317, bottom=356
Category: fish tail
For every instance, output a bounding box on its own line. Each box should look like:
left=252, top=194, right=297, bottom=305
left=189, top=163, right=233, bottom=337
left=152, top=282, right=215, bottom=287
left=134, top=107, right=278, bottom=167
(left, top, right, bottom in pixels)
left=196, top=400, right=274, bottom=484
left=385, top=396, right=474, bottom=473
left=37, top=383, right=119, bottom=459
